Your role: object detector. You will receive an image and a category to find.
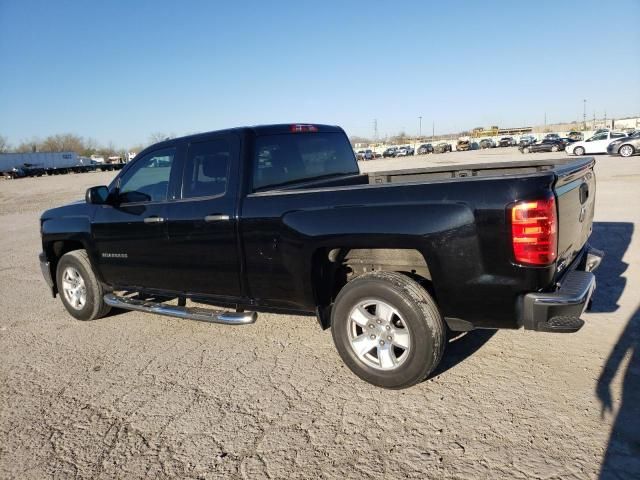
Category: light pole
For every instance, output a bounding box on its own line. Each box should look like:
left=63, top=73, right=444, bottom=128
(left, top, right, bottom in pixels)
left=432, top=121, right=435, bottom=142
left=583, top=99, right=587, bottom=131
left=417, top=116, right=422, bottom=150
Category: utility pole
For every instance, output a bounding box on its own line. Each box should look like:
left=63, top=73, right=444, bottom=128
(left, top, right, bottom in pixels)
left=432, top=121, right=435, bottom=142
left=373, top=119, right=378, bottom=142
left=417, top=116, right=422, bottom=150
left=544, top=112, right=547, bottom=128
left=583, top=99, right=587, bottom=130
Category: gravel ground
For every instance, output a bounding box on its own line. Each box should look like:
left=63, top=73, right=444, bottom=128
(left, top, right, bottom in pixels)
left=1, top=149, right=638, bottom=479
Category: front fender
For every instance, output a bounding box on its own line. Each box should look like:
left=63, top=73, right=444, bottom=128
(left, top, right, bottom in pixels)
left=41, top=209, right=103, bottom=285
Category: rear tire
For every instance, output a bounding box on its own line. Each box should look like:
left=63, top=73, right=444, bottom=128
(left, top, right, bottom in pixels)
left=619, top=145, right=635, bottom=157
left=551, top=145, right=559, bottom=152
left=574, top=146, right=585, bottom=156
left=331, top=271, right=446, bottom=389
left=523, top=147, right=530, bottom=154
left=56, top=250, right=111, bottom=321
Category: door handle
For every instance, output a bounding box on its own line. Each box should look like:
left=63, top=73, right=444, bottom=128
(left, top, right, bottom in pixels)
left=204, top=214, right=230, bottom=222
left=143, top=216, right=165, bottom=224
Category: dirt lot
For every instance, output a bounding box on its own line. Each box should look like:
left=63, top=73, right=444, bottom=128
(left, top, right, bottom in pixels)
left=1, top=149, right=638, bottom=479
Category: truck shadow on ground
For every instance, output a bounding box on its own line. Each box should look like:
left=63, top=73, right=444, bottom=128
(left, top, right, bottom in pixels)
left=430, top=329, right=497, bottom=378
left=598, top=306, right=640, bottom=479
left=589, top=221, right=633, bottom=313
left=587, top=221, right=638, bottom=478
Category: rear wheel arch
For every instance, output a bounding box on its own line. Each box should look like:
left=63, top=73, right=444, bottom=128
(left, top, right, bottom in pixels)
left=312, top=247, right=435, bottom=329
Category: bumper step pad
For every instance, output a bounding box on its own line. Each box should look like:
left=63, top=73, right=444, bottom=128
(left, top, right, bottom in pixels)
left=523, top=269, right=597, bottom=333
left=536, top=315, right=585, bottom=333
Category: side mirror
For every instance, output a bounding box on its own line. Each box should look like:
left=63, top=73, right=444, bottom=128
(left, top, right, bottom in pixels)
left=86, top=185, right=109, bottom=205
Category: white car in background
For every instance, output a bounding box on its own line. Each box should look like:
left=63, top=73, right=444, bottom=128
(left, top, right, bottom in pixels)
left=566, top=130, right=628, bottom=155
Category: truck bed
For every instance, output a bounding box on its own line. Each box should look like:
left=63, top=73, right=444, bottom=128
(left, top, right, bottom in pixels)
left=367, top=157, right=587, bottom=184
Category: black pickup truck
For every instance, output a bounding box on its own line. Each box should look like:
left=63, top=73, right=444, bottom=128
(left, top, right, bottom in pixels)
left=39, top=124, right=603, bottom=389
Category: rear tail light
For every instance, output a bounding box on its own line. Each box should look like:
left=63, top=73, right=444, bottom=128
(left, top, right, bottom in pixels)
left=510, top=196, right=557, bottom=265
left=290, top=124, right=318, bottom=133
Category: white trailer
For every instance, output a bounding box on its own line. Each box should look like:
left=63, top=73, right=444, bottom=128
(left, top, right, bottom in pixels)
left=0, top=152, right=99, bottom=178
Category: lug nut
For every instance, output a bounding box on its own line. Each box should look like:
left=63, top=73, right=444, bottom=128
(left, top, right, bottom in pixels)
left=385, top=325, right=391, bottom=330
left=379, top=340, right=384, bottom=345
left=369, top=324, right=374, bottom=329
left=377, top=319, right=382, bottom=324
left=370, top=334, right=376, bottom=340
left=387, top=336, right=392, bottom=341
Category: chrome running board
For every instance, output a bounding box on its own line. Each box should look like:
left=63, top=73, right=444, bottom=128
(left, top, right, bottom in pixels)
left=104, top=294, right=257, bottom=325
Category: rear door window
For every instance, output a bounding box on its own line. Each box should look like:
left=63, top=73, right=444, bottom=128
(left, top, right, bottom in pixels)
left=182, top=138, right=237, bottom=199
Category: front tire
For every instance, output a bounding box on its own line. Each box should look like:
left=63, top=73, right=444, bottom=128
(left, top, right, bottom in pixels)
left=523, top=147, right=530, bottom=154
left=619, top=145, right=635, bottom=157
left=331, top=271, right=446, bottom=389
left=551, top=145, right=559, bottom=152
left=574, top=146, right=585, bottom=156
left=56, top=250, right=111, bottom=321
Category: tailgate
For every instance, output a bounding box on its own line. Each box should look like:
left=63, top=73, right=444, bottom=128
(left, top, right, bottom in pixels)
left=554, top=158, right=596, bottom=271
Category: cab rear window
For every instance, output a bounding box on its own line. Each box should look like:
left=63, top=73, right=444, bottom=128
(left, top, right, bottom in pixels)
left=253, top=132, right=358, bottom=191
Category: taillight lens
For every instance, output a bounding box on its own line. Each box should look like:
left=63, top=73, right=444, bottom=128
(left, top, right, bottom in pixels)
left=290, top=124, right=318, bottom=133
left=510, top=196, right=557, bottom=265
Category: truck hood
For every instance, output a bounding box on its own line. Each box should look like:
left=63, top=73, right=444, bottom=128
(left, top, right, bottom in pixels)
left=41, top=200, right=92, bottom=222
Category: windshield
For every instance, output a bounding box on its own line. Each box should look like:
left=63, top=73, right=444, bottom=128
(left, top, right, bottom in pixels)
left=253, top=132, right=359, bottom=190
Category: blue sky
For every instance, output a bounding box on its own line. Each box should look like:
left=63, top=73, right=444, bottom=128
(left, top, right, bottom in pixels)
left=1, top=0, right=639, bottom=147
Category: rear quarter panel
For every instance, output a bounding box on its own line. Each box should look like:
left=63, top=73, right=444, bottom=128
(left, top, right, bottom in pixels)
left=241, top=173, right=558, bottom=328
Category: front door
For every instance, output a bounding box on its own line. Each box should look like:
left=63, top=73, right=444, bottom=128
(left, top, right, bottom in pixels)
left=163, top=134, right=242, bottom=298
left=93, top=146, right=180, bottom=290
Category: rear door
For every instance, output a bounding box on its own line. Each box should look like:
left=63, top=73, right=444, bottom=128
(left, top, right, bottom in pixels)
left=163, top=134, right=242, bottom=297
left=554, top=160, right=596, bottom=271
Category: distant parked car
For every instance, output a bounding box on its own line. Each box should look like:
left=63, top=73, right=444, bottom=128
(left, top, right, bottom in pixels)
left=567, top=131, right=584, bottom=141
left=607, top=130, right=640, bottom=157
left=566, top=131, right=628, bottom=156
left=519, top=135, right=537, bottom=147
left=395, top=146, right=414, bottom=157
left=433, top=142, right=452, bottom=153
left=456, top=139, right=471, bottom=151
left=560, top=138, right=578, bottom=148
left=499, top=136, right=516, bottom=147
left=418, top=143, right=433, bottom=154
left=356, top=150, right=366, bottom=160
left=363, top=149, right=374, bottom=160
left=479, top=138, right=496, bottom=149
left=395, top=147, right=408, bottom=157
left=383, top=147, right=398, bottom=158
left=519, top=139, right=565, bottom=153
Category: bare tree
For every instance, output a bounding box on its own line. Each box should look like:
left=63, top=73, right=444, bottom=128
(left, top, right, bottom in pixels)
left=128, top=144, right=146, bottom=155
left=390, top=131, right=410, bottom=145
left=349, top=135, right=372, bottom=147
left=0, top=134, right=9, bottom=153
left=14, top=137, right=40, bottom=153
left=148, top=132, right=173, bottom=145
left=39, top=133, right=85, bottom=153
